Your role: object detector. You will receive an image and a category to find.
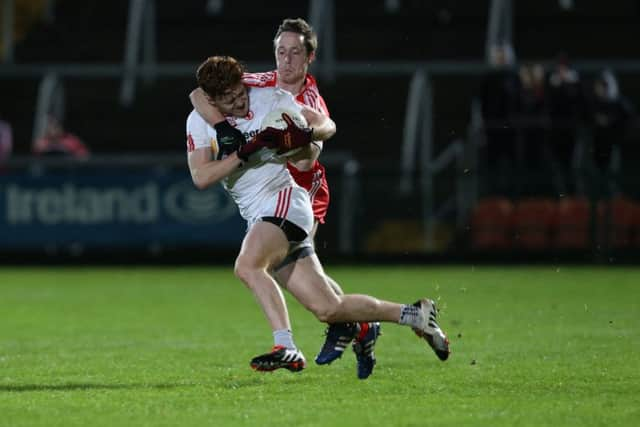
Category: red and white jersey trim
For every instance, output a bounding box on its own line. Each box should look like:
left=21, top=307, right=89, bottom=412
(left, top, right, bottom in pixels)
left=308, top=172, right=323, bottom=201
left=274, top=187, right=293, bottom=218
left=243, top=71, right=277, bottom=87
left=243, top=71, right=329, bottom=117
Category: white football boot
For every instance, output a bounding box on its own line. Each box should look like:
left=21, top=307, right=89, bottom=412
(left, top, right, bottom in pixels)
left=412, top=298, right=450, bottom=361
left=250, top=345, right=306, bottom=372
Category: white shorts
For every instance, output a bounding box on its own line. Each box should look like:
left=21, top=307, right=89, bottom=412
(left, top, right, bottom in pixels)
left=248, top=185, right=314, bottom=242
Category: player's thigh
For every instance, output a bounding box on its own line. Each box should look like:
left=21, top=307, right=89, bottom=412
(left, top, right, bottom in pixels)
left=308, top=220, right=319, bottom=241
left=273, top=252, right=344, bottom=296
left=273, top=262, right=294, bottom=288
left=237, top=221, right=289, bottom=269
left=284, top=254, right=340, bottom=311
left=272, top=244, right=312, bottom=288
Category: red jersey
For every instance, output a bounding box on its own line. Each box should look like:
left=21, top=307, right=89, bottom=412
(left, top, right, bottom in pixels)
left=243, top=71, right=331, bottom=223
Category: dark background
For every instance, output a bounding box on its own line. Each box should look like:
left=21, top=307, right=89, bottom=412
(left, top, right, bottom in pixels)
left=1, top=0, right=640, bottom=263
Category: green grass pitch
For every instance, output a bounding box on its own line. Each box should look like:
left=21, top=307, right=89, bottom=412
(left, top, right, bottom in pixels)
left=1, top=265, right=639, bottom=426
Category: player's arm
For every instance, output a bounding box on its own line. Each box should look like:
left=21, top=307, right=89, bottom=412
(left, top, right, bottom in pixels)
left=186, top=110, right=243, bottom=190
left=188, top=134, right=282, bottom=189
left=188, top=147, right=243, bottom=190
left=301, top=105, right=336, bottom=142
left=187, top=110, right=281, bottom=189
left=189, top=87, right=247, bottom=153
left=189, top=88, right=226, bottom=125
left=285, top=106, right=334, bottom=164
left=286, top=144, right=320, bottom=164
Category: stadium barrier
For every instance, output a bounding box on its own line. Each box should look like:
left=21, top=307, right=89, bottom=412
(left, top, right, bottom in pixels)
left=0, top=153, right=359, bottom=260
left=0, top=155, right=244, bottom=255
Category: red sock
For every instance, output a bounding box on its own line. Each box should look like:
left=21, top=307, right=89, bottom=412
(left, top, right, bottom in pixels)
left=356, top=322, right=369, bottom=341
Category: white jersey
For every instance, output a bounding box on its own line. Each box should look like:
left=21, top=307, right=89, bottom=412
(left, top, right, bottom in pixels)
left=186, top=86, right=308, bottom=225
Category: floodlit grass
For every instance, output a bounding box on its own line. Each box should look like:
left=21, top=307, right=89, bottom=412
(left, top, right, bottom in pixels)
left=0, top=266, right=639, bottom=426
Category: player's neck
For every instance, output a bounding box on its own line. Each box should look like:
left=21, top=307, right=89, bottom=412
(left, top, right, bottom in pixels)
left=276, top=77, right=304, bottom=96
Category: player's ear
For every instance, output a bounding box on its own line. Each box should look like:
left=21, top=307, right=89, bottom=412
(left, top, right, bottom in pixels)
left=307, top=51, right=316, bottom=65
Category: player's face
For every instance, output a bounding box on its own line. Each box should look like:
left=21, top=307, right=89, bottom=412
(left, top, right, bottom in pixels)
left=212, top=83, right=249, bottom=117
left=275, top=32, right=314, bottom=85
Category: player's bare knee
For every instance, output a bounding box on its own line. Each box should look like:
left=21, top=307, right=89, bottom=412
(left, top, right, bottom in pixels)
left=311, top=306, right=335, bottom=323
left=234, top=254, right=257, bottom=286
left=308, top=300, right=341, bottom=323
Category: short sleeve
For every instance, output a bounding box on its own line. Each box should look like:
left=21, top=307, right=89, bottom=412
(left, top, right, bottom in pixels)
left=186, top=110, right=215, bottom=152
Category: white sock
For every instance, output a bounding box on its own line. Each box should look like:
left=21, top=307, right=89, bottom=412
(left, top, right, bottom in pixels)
left=273, top=329, right=296, bottom=349
left=399, top=304, right=423, bottom=329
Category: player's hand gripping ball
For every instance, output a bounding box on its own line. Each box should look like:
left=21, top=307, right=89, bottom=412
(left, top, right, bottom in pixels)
left=260, top=108, right=312, bottom=157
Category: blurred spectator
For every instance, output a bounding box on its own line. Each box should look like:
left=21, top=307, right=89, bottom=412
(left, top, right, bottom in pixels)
left=546, top=53, right=585, bottom=194
left=586, top=69, right=635, bottom=173
left=0, top=117, right=13, bottom=168
left=480, top=43, right=521, bottom=197
left=32, top=115, right=90, bottom=159
left=519, top=63, right=547, bottom=125
left=517, top=63, right=553, bottom=196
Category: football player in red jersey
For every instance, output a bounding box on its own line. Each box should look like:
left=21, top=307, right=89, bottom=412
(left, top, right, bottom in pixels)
left=190, top=19, right=382, bottom=378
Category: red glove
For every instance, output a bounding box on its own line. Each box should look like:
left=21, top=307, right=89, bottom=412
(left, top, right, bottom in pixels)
left=236, top=131, right=279, bottom=161
left=263, top=113, right=313, bottom=154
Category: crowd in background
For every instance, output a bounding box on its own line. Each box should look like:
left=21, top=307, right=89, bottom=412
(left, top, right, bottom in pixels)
left=480, top=44, right=637, bottom=200
left=0, top=114, right=89, bottom=168
left=31, top=115, right=90, bottom=159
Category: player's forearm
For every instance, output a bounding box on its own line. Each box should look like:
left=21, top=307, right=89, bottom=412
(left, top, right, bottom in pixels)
left=311, top=118, right=336, bottom=141
left=189, top=88, right=226, bottom=125
left=302, top=108, right=336, bottom=141
left=189, top=152, right=242, bottom=189
left=288, top=142, right=322, bottom=169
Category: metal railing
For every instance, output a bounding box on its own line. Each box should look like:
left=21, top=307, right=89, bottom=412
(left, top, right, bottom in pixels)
left=486, top=0, right=514, bottom=63
left=309, top=0, right=336, bottom=83
left=32, top=72, right=65, bottom=141
left=120, top=0, right=156, bottom=106
left=399, top=69, right=470, bottom=250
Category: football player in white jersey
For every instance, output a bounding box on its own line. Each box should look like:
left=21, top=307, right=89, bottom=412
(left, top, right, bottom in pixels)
left=186, top=56, right=450, bottom=373
left=190, top=19, right=382, bottom=379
